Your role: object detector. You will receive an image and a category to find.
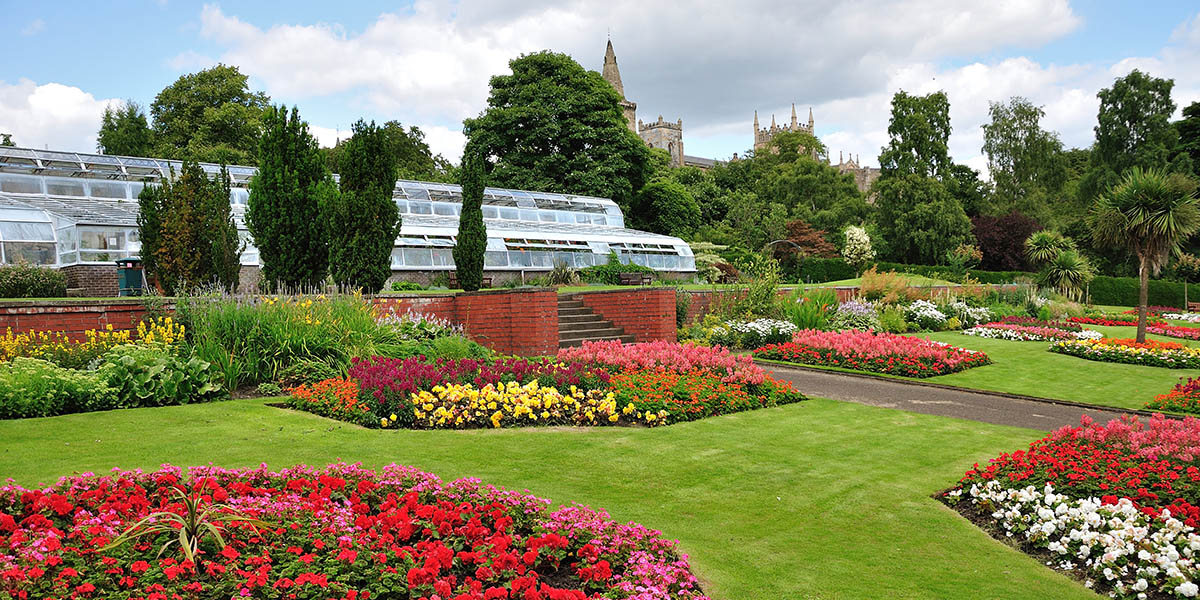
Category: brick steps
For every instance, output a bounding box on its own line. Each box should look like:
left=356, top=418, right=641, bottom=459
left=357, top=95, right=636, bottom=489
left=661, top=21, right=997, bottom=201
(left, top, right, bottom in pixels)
left=557, top=296, right=633, bottom=348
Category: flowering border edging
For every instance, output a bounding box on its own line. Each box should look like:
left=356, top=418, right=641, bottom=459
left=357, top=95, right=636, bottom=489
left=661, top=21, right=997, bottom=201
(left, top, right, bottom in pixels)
left=754, top=358, right=1171, bottom=421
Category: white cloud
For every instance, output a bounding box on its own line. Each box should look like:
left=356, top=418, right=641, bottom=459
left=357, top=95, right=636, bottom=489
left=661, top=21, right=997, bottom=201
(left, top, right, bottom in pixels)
left=21, top=19, right=45, bottom=36
left=0, top=80, right=116, bottom=152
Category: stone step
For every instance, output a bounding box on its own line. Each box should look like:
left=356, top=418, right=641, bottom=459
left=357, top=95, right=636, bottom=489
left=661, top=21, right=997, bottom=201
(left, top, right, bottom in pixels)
left=557, top=313, right=602, bottom=324
left=559, top=321, right=618, bottom=334
left=557, top=299, right=585, bottom=308
left=557, top=307, right=594, bottom=317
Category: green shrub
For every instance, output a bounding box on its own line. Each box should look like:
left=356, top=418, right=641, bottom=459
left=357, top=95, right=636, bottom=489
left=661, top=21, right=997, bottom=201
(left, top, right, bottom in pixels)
left=386, top=335, right=492, bottom=361
left=256, top=382, right=284, bottom=397
left=1087, top=275, right=1200, bottom=308
left=578, top=252, right=657, bottom=285
left=390, top=281, right=425, bottom=291
left=0, top=357, right=116, bottom=418
left=878, top=306, right=909, bottom=333
left=97, top=345, right=226, bottom=408
left=675, top=289, right=692, bottom=327
left=0, top=264, right=67, bottom=298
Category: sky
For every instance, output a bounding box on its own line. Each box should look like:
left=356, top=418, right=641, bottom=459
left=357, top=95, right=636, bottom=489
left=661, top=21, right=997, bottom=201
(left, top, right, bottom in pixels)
left=2, top=0, right=1199, bottom=176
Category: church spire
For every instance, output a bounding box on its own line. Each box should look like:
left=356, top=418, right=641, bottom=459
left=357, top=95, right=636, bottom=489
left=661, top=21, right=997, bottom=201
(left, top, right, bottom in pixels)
left=602, top=39, right=625, bottom=99
left=791, top=103, right=798, bottom=128
left=770, top=114, right=776, bottom=129
left=808, top=107, right=814, bottom=129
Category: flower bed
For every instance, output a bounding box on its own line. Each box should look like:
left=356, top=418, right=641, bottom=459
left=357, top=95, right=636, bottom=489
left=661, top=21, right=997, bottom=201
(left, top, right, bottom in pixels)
left=1123, top=306, right=1181, bottom=317
left=962, top=322, right=1102, bottom=342
left=0, top=318, right=183, bottom=369
left=753, top=329, right=990, bottom=377
left=1049, top=338, right=1200, bottom=368
left=941, top=415, right=1200, bottom=598
left=1149, top=325, right=1200, bottom=341
left=1146, top=377, right=1200, bottom=414
left=289, top=343, right=805, bottom=429
left=557, top=340, right=766, bottom=386
left=0, top=463, right=709, bottom=599
left=1165, top=313, right=1200, bottom=323
left=997, top=315, right=1084, bottom=332
left=1068, top=316, right=1169, bottom=327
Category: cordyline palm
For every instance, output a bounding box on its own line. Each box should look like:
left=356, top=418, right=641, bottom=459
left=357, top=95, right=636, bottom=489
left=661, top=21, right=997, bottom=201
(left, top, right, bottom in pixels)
left=1090, top=167, right=1200, bottom=342
left=1039, top=249, right=1094, bottom=302
left=1024, top=230, right=1074, bottom=266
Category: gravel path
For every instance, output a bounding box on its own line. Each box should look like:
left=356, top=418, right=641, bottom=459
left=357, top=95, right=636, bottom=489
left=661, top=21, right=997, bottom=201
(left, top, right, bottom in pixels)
left=761, top=363, right=1137, bottom=431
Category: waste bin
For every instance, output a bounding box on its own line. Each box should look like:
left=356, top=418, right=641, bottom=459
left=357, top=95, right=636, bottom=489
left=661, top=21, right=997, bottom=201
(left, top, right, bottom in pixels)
left=115, top=258, right=146, bottom=296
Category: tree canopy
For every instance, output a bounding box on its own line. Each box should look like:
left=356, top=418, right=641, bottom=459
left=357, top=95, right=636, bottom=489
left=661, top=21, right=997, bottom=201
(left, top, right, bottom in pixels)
left=327, top=120, right=401, bottom=293
left=981, top=97, right=1068, bottom=219
left=463, top=51, right=652, bottom=212
left=322, top=120, right=452, bottom=182
left=873, top=174, right=972, bottom=265
left=97, top=100, right=153, bottom=157
left=878, top=90, right=952, bottom=179
left=150, top=64, right=270, bottom=164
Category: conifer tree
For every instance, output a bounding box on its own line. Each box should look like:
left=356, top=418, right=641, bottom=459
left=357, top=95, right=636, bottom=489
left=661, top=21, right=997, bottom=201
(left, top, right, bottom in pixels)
left=453, top=144, right=488, bottom=291
left=328, top=120, right=400, bottom=292
left=247, top=105, right=333, bottom=290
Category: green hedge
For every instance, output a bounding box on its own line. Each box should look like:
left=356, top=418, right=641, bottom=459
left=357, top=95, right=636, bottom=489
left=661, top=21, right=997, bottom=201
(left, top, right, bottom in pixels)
left=0, top=264, right=67, bottom=298
left=1087, top=276, right=1200, bottom=308
left=794, top=257, right=1034, bottom=286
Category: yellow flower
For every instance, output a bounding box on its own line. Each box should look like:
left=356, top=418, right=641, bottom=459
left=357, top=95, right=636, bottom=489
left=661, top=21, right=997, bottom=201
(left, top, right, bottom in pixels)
left=390, top=413, right=397, bottom=421
left=379, top=418, right=389, bottom=427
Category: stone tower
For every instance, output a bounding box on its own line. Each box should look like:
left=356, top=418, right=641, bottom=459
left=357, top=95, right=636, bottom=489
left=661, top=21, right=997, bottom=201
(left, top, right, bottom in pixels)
left=753, top=103, right=814, bottom=151
left=639, top=116, right=684, bottom=168
left=602, top=40, right=638, bottom=132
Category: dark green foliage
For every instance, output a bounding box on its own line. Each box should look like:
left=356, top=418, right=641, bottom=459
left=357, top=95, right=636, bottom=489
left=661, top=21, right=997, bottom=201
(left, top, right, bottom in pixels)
left=97, top=100, right=153, bottom=157
left=793, top=257, right=858, bottom=283
left=276, top=359, right=340, bottom=389
left=943, top=163, right=993, bottom=217
left=873, top=174, right=972, bottom=265
left=1088, top=275, right=1200, bottom=308
left=390, top=281, right=425, bottom=291
left=137, top=161, right=241, bottom=295
left=630, top=179, right=701, bottom=237
left=150, top=64, right=270, bottom=164
left=0, top=264, right=67, bottom=298
left=322, top=120, right=453, bottom=182
left=247, top=105, right=333, bottom=290
left=1178, top=102, right=1200, bottom=174
left=879, top=90, right=952, bottom=179
left=675, top=288, right=692, bottom=328
left=453, top=145, right=488, bottom=292
left=578, top=252, right=657, bottom=284
left=328, top=120, right=401, bottom=293
left=463, top=51, right=652, bottom=213
left=0, top=134, right=12, bottom=147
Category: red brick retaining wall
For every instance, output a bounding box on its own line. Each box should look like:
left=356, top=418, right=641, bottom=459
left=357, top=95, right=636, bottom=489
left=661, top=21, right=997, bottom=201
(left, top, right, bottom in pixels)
left=0, top=299, right=159, bottom=339
left=569, top=288, right=677, bottom=343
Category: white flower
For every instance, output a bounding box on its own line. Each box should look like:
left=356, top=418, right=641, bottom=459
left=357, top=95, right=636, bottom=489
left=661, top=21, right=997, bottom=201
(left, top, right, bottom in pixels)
left=1176, top=581, right=1198, bottom=597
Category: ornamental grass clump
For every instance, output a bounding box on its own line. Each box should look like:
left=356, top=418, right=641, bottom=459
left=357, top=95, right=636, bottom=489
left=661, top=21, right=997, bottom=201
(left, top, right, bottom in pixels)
left=754, top=329, right=990, bottom=377
left=1049, top=337, right=1200, bottom=369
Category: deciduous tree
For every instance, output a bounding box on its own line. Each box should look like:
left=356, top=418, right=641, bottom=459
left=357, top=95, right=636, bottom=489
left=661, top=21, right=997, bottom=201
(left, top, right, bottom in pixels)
left=97, top=100, right=153, bottom=157
left=981, top=97, right=1068, bottom=218
left=150, top=64, right=270, bottom=164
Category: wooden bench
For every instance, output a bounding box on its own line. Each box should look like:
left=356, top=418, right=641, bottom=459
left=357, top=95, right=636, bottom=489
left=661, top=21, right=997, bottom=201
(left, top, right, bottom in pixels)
left=1188, top=302, right=1200, bottom=313
left=448, top=273, right=492, bottom=289
left=618, top=272, right=653, bottom=286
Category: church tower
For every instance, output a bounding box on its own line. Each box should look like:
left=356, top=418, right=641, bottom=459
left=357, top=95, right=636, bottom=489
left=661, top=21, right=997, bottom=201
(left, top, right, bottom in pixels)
left=602, top=40, right=638, bottom=132
left=753, top=103, right=815, bottom=151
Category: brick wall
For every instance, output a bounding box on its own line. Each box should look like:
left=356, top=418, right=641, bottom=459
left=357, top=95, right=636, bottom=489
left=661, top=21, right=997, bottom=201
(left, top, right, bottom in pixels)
left=0, top=299, right=161, bottom=339
left=60, top=265, right=120, bottom=297
left=570, top=288, right=676, bottom=343
left=373, top=289, right=559, bottom=355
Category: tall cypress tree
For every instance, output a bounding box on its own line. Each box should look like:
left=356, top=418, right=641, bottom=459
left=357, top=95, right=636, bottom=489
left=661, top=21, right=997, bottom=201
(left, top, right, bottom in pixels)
left=247, top=105, right=333, bottom=290
left=328, top=120, right=400, bottom=292
left=454, top=144, right=488, bottom=291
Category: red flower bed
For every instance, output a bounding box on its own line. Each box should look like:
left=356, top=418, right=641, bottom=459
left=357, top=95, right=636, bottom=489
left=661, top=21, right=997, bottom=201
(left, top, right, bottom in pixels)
left=1122, top=306, right=1180, bottom=316
left=753, top=329, right=990, bottom=378
left=1147, top=324, right=1200, bottom=340
left=957, top=414, right=1200, bottom=516
left=1067, top=316, right=1168, bottom=327
left=607, top=368, right=802, bottom=422
left=997, top=315, right=1082, bottom=332
left=1146, top=377, right=1200, bottom=414
left=0, top=464, right=709, bottom=599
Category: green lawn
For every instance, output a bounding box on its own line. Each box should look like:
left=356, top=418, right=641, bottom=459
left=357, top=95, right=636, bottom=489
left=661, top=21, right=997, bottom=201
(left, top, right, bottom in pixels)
left=0, top=397, right=1097, bottom=600
left=922, top=324, right=1198, bottom=410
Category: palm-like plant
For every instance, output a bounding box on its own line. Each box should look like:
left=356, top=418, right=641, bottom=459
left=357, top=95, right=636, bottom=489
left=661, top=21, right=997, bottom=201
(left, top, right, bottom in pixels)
left=1090, top=167, right=1200, bottom=342
left=101, top=483, right=273, bottom=563
left=1038, top=249, right=1094, bottom=301
left=1024, top=230, right=1074, bottom=265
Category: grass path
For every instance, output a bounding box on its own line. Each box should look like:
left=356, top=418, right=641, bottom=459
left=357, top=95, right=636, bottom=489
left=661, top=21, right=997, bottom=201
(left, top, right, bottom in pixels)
left=0, top=397, right=1098, bottom=599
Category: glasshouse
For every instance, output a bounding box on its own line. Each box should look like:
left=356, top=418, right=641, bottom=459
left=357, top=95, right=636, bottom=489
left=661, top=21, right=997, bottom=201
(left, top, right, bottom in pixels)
left=0, top=146, right=694, bottom=293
